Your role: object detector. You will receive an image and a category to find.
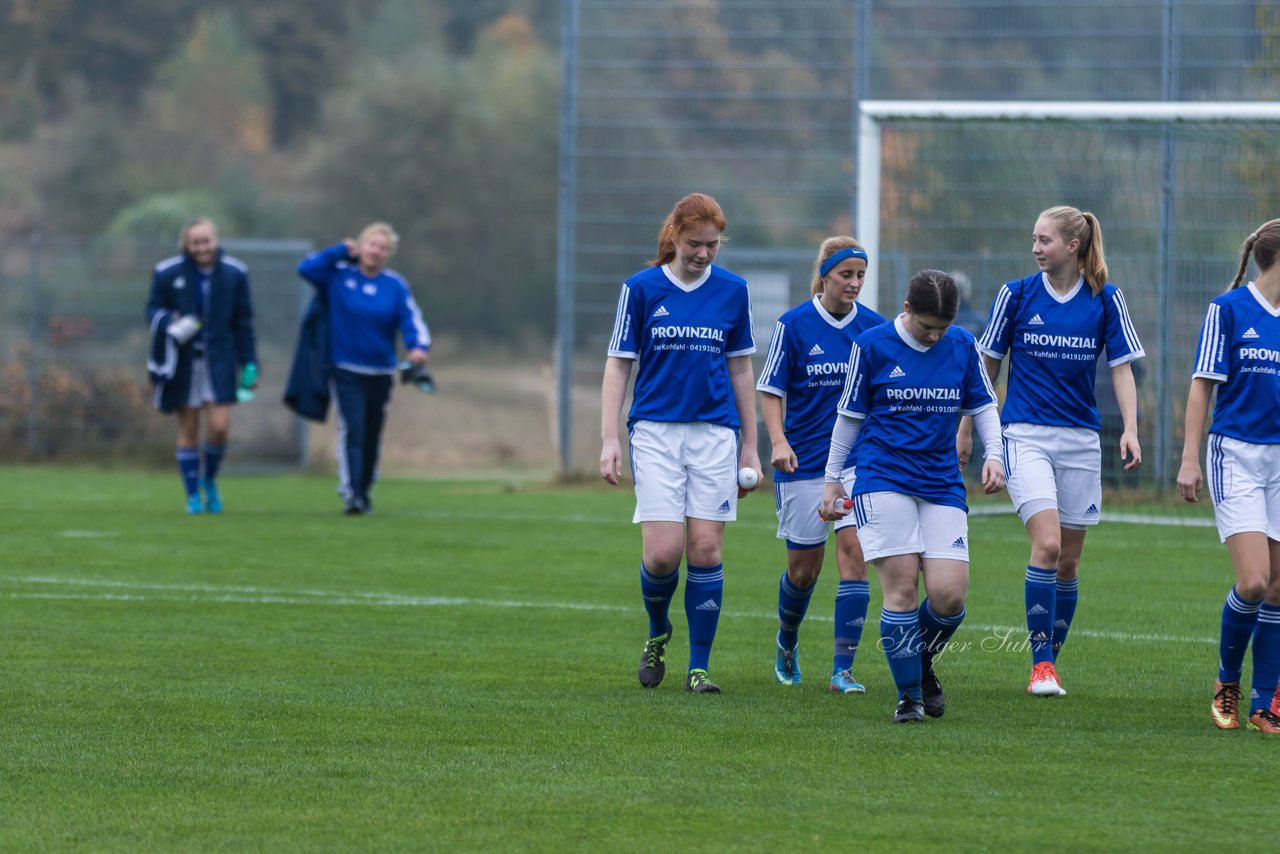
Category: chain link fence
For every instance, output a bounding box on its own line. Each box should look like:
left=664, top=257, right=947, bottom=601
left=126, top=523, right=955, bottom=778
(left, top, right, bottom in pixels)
left=0, top=236, right=313, bottom=469
left=557, top=0, right=1280, bottom=488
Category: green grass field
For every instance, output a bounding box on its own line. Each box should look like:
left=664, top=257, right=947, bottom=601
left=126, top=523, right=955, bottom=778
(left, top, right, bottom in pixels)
left=1, top=466, right=1272, bottom=852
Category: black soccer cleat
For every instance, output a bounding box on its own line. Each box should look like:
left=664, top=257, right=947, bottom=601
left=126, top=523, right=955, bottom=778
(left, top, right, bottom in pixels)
left=893, top=695, right=925, bottom=724
left=637, top=627, right=672, bottom=688
left=685, top=668, right=721, bottom=694
left=920, top=648, right=945, bottom=718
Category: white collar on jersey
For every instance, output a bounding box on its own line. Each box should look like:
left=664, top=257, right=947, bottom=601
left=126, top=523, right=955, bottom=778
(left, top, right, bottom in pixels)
left=812, top=295, right=859, bottom=327
left=894, top=314, right=933, bottom=353
left=1040, top=272, right=1085, bottom=303
left=1247, top=281, right=1280, bottom=317
left=661, top=263, right=712, bottom=291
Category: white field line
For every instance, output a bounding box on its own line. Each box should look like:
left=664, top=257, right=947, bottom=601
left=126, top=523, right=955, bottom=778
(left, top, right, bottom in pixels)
left=968, top=504, right=1215, bottom=527
left=0, top=574, right=1213, bottom=646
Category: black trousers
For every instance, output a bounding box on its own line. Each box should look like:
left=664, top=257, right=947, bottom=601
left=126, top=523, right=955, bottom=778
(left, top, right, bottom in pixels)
left=331, top=367, right=394, bottom=502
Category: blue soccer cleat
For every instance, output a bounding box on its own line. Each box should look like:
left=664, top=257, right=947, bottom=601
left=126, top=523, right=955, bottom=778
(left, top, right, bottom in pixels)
left=185, top=494, right=203, bottom=515
left=201, top=480, right=222, bottom=514
left=774, top=643, right=801, bottom=685
left=829, top=668, right=866, bottom=694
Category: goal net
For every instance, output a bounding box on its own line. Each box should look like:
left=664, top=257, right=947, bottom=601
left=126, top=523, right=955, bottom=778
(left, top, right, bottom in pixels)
left=855, top=100, right=1280, bottom=495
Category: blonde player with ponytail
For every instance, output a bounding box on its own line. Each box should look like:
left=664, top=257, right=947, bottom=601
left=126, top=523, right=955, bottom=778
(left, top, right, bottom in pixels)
left=961, top=206, right=1146, bottom=698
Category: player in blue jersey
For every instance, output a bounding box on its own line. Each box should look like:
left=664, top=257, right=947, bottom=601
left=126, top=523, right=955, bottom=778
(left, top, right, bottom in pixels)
left=146, top=218, right=258, bottom=514
left=600, top=193, right=761, bottom=694
left=962, top=206, right=1145, bottom=698
left=822, top=270, right=1005, bottom=723
left=756, top=236, right=887, bottom=692
left=1177, top=218, right=1280, bottom=734
left=296, top=222, right=431, bottom=515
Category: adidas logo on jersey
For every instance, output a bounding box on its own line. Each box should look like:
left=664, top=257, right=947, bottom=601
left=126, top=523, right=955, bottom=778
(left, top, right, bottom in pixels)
left=1242, top=327, right=1260, bottom=340
left=1028, top=313, right=1045, bottom=326
left=809, top=343, right=825, bottom=356
left=888, top=365, right=906, bottom=378
left=695, top=598, right=720, bottom=612
left=652, top=305, right=670, bottom=318
left=951, top=537, right=966, bottom=549
left=718, top=500, right=731, bottom=513
left=1027, top=604, right=1049, bottom=616
left=1085, top=504, right=1099, bottom=516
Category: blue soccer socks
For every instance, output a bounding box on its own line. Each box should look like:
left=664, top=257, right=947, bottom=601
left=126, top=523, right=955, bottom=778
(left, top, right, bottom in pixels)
left=176, top=447, right=200, bottom=502
left=833, top=580, right=870, bottom=674
left=1025, top=566, right=1057, bottom=666
left=1250, top=603, right=1280, bottom=715
left=1053, top=577, right=1079, bottom=657
left=880, top=607, right=922, bottom=702
left=777, top=572, right=816, bottom=651
left=640, top=564, right=679, bottom=640
left=201, top=442, right=226, bottom=484
left=1219, top=586, right=1261, bottom=684
left=685, top=563, right=724, bottom=672
left=918, top=597, right=965, bottom=655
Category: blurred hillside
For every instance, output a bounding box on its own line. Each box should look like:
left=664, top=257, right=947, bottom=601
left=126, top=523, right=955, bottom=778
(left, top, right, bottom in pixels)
left=0, top=0, right=560, bottom=341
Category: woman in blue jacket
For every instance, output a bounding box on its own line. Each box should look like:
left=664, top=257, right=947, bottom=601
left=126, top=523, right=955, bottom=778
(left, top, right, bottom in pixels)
left=146, top=218, right=258, bottom=514
left=296, top=222, right=431, bottom=514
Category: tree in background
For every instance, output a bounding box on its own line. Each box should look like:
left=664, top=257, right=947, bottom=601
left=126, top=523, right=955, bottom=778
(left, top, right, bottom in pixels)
left=296, top=7, right=558, bottom=338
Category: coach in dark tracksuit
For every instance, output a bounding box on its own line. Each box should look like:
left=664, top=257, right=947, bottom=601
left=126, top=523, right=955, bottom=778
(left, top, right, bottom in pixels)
left=146, top=217, right=257, bottom=514
left=295, top=222, right=430, bottom=515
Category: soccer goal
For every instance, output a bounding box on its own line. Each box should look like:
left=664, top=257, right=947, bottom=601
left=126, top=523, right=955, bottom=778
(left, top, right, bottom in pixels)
left=853, top=100, right=1280, bottom=488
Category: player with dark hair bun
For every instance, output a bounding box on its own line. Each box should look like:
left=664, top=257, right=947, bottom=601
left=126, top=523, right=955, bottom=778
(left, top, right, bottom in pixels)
left=823, top=270, right=1005, bottom=723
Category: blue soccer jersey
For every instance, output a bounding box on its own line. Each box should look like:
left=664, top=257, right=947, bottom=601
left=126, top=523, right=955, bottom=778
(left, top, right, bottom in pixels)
left=756, top=297, right=888, bottom=481
left=297, top=244, right=431, bottom=373
left=978, top=272, right=1144, bottom=430
left=838, top=317, right=998, bottom=510
left=607, top=263, right=755, bottom=428
left=1192, top=282, right=1280, bottom=445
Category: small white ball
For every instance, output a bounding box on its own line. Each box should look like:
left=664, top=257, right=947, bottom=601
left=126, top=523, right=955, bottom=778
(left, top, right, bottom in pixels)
left=737, top=467, right=759, bottom=490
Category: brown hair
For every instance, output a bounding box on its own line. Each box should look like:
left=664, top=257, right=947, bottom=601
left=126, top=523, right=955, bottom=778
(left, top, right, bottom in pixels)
left=178, top=217, right=217, bottom=252
left=905, top=269, right=958, bottom=321
left=809, top=236, right=865, bottom=296
left=649, top=193, right=727, bottom=267
left=1039, top=205, right=1108, bottom=296
left=1228, top=218, right=1280, bottom=290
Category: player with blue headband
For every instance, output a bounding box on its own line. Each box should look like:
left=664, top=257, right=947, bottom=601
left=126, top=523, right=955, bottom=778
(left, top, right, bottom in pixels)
left=757, top=237, right=886, bottom=693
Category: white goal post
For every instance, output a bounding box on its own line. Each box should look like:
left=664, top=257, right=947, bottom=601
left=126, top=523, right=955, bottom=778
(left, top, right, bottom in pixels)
left=854, top=99, right=1280, bottom=312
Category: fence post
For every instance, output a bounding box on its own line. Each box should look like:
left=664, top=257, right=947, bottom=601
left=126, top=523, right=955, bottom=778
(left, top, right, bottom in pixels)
left=25, top=231, right=44, bottom=455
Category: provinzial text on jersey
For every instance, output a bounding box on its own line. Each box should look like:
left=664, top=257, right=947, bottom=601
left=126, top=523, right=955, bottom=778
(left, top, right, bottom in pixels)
left=1239, top=346, right=1280, bottom=363
left=1021, top=333, right=1097, bottom=349
left=885, top=387, right=962, bottom=401
left=650, top=326, right=726, bottom=341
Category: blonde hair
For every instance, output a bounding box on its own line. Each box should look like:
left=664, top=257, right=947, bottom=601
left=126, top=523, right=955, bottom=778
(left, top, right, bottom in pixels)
left=649, top=193, right=727, bottom=267
left=809, top=236, right=865, bottom=296
left=178, top=217, right=217, bottom=253
left=1039, top=206, right=1108, bottom=296
left=357, top=221, right=399, bottom=255
left=1228, top=218, right=1280, bottom=290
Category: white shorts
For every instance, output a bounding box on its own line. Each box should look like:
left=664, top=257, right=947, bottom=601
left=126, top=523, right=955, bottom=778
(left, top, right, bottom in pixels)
left=1207, top=435, right=1280, bottom=542
left=629, top=421, right=738, bottom=523
left=1003, top=423, right=1101, bottom=528
left=773, top=471, right=858, bottom=546
left=185, top=356, right=217, bottom=408
left=850, top=491, right=969, bottom=563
